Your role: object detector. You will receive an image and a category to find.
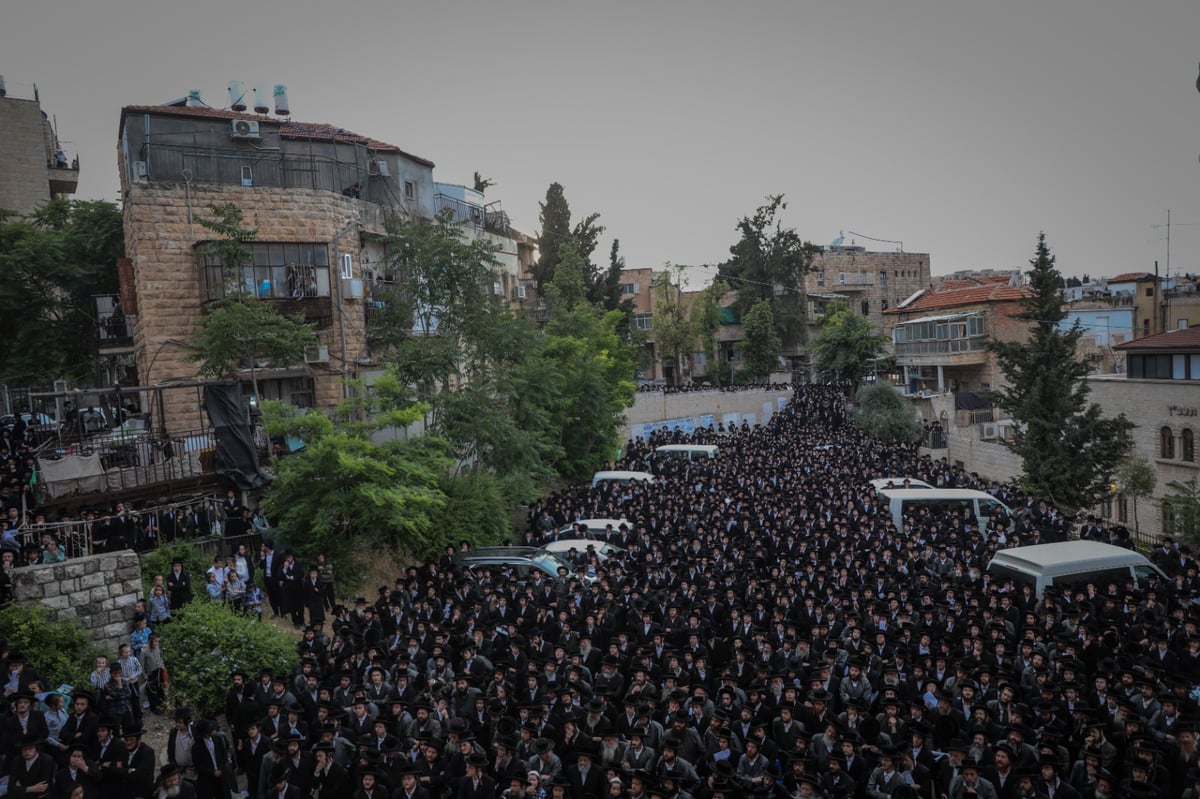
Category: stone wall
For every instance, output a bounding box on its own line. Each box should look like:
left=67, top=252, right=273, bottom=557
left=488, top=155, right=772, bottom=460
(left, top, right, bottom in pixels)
left=805, top=250, right=932, bottom=333
left=623, top=387, right=793, bottom=442
left=11, top=551, right=143, bottom=654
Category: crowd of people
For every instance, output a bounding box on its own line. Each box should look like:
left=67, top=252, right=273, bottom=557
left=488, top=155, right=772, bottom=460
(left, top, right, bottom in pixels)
left=2, top=385, right=1199, bottom=799
left=636, top=382, right=794, bottom=395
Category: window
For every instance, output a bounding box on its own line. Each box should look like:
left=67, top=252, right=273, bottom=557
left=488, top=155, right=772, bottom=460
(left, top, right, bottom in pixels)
left=1184, top=429, right=1195, bottom=462
left=1100, top=497, right=1112, bottom=519
left=1161, top=426, right=1175, bottom=459
left=634, top=313, right=653, bottom=331
left=817, top=271, right=825, bottom=287
left=880, top=271, right=888, bottom=291
left=200, top=242, right=330, bottom=300
left=1117, top=496, right=1128, bottom=523
left=1180, top=319, right=1190, bottom=330
left=861, top=300, right=869, bottom=316
left=1175, top=355, right=1188, bottom=380
left=1146, top=286, right=1154, bottom=297
left=620, top=283, right=636, bottom=295
left=1144, top=319, right=1151, bottom=336
left=404, top=181, right=416, bottom=200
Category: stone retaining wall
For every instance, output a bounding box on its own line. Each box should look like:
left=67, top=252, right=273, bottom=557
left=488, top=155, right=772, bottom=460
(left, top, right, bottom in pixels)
left=11, top=550, right=143, bottom=654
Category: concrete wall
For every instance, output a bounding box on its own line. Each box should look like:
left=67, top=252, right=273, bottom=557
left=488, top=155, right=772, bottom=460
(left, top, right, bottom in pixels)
left=623, top=387, right=793, bottom=443
left=0, top=96, right=51, bottom=215
left=11, top=551, right=143, bottom=654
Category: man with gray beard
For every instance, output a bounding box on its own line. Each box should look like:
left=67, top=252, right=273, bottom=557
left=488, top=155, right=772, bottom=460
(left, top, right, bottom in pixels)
left=155, top=765, right=197, bottom=799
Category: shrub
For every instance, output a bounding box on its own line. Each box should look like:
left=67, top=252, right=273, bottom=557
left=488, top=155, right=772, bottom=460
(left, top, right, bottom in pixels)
left=141, top=540, right=209, bottom=598
left=158, top=600, right=296, bottom=717
left=429, top=471, right=512, bottom=551
left=0, top=604, right=99, bottom=690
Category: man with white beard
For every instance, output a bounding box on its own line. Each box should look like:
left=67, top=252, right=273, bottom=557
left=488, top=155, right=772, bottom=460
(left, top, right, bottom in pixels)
left=597, top=729, right=626, bottom=770
left=155, top=764, right=197, bottom=799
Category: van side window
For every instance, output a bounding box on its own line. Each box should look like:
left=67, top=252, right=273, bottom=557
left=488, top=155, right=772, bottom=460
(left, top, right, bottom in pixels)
left=1133, top=564, right=1158, bottom=588
left=1053, top=567, right=1131, bottom=595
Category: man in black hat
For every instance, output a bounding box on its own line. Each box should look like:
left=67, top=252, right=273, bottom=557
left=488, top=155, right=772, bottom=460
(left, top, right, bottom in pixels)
left=57, top=689, right=99, bottom=756
left=191, top=719, right=233, bottom=799
left=866, top=746, right=906, bottom=799
left=10, top=732, right=55, bottom=798
left=56, top=742, right=101, bottom=799
left=459, top=751, right=496, bottom=799
left=155, top=764, right=197, bottom=799
left=109, top=723, right=156, bottom=799
left=265, top=762, right=298, bottom=799
left=565, top=741, right=605, bottom=799
left=4, top=689, right=50, bottom=757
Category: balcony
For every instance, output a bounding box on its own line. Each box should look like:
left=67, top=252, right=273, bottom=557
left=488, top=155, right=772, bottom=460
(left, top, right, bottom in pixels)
left=48, top=153, right=79, bottom=196
left=894, top=336, right=989, bottom=366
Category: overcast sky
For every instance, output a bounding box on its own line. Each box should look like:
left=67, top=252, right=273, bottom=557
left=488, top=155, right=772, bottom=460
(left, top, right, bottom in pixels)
left=4, top=0, right=1199, bottom=280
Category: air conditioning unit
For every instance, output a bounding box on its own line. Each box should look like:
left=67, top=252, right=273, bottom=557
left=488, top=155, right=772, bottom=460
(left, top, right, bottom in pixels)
left=304, top=345, right=329, bottom=364
left=341, top=278, right=364, bottom=300
left=514, top=285, right=527, bottom=299
left=230, top=119, right=261, bottom=140
left=370, top=159, right=390, bottom=177
left=492, top=282, right=502, bottom=296
left=981, top=423, right=998, bottom=440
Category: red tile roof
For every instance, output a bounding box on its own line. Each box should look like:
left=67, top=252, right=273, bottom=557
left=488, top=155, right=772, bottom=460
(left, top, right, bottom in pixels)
left=1104, top=271, right=1156, bottom=283
left=121, top=104, right=434, bottom=166
left=1114, top=326, right=1200, bottom=350
left=885, top=284, right=1029, bottom=314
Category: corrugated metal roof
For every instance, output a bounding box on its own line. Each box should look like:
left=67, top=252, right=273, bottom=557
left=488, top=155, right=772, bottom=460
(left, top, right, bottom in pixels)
left=895, top=311, right=981, bottom=325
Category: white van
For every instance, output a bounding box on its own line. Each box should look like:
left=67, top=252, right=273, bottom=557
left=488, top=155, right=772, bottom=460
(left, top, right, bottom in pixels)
left=878, top=488, right=1014, bottom=532
left=655, top=444, right=720, bottom=461
left=554, top=518, right=629, bottom=539
left=869, top=477, right=934, bottom=491
left=986, top=541, right=1167, bottom=598
left=591, top=470, right=656, bottom=487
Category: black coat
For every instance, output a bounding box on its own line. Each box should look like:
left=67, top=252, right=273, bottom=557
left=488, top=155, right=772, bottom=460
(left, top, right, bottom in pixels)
left=8, top=750, right=57, bottom=799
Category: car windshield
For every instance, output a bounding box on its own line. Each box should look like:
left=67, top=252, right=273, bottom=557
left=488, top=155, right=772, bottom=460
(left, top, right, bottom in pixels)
left=533, top=551, right=574, bottom=574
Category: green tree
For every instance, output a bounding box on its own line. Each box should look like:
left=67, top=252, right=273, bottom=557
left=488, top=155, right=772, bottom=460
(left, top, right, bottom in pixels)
left=740, top=299, right=781, bottom=381
left=854, top=382, right=921, bottom=444
left=375, top=214, right=500, bottom=350
left=544, top=308, right=638, bottom=481
left=987, top=234, right=1134, bottom=510
left=158, top=601, right=296, bottom=716
left=1115, top=455, right=1156, bottom=535
left=189, top=205, right=317, bottom=401
left=0, top=199, right=123, bottom=386
left=693, top=278, right=729, bottom=386
left=542, top=240, right=590, bottom=313
left=531, top=183, right=605, bottom=299
left=0, top=604, right=98, bottom=688
left=810, top=300, right=887, bottom=391
left=718, top=195, right=819, bottom=351
left=1160, top=478, right=1200, bottom=544
left=188, top=300, right=317, bottom=404
left=652, top=266, right=695, bottom=387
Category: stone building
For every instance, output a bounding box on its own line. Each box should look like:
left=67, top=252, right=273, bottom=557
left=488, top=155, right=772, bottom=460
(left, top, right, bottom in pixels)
left=0, top=76, right=79, bottom=215
left=803, top=247, right=932, bottom=334
left=1087, top=327, right=1200, bottom=543
left=117, top=97, right=440, bottom=426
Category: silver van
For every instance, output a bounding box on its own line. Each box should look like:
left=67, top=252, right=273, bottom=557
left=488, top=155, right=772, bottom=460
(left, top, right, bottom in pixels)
left=878, top=488, right=1014, bottom=532
left=986, top=541, right=1167, bottom=598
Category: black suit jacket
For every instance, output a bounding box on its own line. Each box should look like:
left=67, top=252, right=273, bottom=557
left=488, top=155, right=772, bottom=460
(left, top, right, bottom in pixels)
left=9, top=751, right=57, bottom=798
left=567, top=764, right=606, bottom=799
left=54, top=762, right=101, bottom=799
left=455, top=775, right=496, bottom=799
